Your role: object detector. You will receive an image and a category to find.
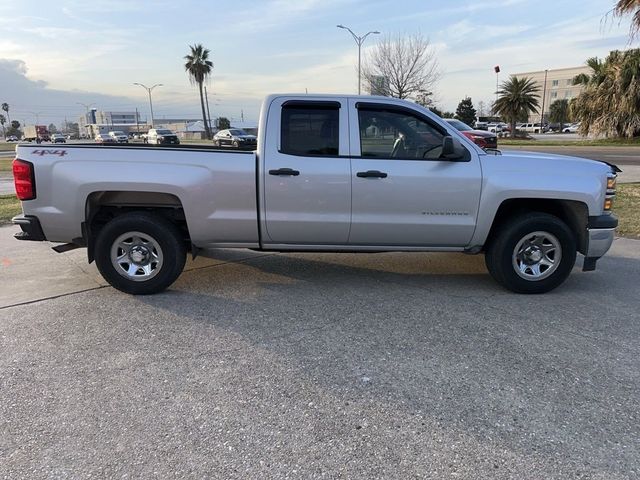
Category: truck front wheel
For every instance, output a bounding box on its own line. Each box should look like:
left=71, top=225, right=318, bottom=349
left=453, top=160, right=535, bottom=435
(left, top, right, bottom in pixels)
left=485, top=213, right=576, bottom=294
left=94, top=213, right=186, bottom=295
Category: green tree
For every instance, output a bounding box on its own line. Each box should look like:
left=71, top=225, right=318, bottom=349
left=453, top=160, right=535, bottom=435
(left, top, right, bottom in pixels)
left=441, top=111, right=455, bottom=119
left=6, top=120, right=21, bottom=138
left=428, top=106, right=442, bottom=117
left=216, top=117, right=230, bottom=130
left=549, top=99, right=570, bottom=132
left=67, top=122, right=80, bottom=138
left=0, top=113, right=5, bottom=137
left=184, top=44, right=213, bottom=140
left=571, top=48, right=640, bottom=138
left=493, top=76, right=540, bottom=138
left=455, top=97, right=476, bottom=126
left=1, top=103, right=10, bottom=127
left=573, top=57, right=605, bottom=87
left=48, top=123, right=58, bottom=134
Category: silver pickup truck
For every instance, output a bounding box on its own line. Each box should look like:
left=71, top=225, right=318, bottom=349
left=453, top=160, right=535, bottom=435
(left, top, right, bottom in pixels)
left=11, top=94, right=618, bottom=295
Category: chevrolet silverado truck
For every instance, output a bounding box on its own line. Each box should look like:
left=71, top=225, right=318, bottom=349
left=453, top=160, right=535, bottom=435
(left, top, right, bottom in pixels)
left=11, top=94, right=619, bottom=295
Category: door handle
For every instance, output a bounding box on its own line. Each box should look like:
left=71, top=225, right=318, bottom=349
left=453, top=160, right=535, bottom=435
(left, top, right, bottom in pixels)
left=356, top=170, right=388, bottom=178
left=269, top=168, right=300, bottom=176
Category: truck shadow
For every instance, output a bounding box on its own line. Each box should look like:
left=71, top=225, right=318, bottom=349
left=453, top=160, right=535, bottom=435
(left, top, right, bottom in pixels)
left=136, top=251, right=640, bottom=476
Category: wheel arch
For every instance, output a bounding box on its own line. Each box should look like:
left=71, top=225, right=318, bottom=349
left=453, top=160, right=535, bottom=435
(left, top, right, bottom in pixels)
left=483, top=198, right=589, bottom=255
left=84, top=190, right=191, bottom=263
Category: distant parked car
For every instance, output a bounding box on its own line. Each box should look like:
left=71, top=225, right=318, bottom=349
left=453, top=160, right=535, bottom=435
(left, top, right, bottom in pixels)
left=95, top=133, right=116, bottom=144
left=487, top=122, right=508, bottom=133
left=563, top=123, right=580, bottom=133
left=146, top=128, right=180, bottom=145
left=444, top=119, right=498, bottom=149
left=108, top=131, right=128, bottom=143
left=5, top=135, right=19, bottom=142
left=213, top=129, right=257, bottom=148
left=50, top=133, right=66, bottom=144
left=518, top=123, right=548, bottom=134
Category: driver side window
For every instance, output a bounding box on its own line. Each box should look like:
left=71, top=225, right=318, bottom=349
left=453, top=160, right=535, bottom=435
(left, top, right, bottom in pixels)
left=358, top=107, right=444, bottom=160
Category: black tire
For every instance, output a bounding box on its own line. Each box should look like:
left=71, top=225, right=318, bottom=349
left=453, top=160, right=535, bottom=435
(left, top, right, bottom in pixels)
left=233, top=140, right=239, bottom=148
left=94, top=213, right=186, bottom=295
left=485, top=213, right=576, bottom=294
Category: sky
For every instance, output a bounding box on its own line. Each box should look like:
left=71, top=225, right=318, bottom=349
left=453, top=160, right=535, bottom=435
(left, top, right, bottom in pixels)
left=0, top=0, right=635, bottom=127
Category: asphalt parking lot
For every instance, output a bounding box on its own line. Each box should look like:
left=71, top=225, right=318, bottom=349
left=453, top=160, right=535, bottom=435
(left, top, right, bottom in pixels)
left=1, top=225, right=639, bottom=478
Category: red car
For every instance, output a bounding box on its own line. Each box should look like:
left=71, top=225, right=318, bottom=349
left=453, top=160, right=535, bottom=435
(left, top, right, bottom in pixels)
left=445, top=119, right=498, bottom=149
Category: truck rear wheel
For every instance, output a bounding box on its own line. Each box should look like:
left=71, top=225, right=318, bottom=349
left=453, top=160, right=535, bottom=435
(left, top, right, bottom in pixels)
left=94, top=213, right=186, bottom=295
left=485, top=213, right=576, bottom=294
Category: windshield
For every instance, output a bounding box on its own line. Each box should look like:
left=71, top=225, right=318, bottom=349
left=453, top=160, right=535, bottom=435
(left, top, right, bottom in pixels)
left=230, top=129, right=247, bottom=135
left=446, top=119, right=473, bottom=131
left=156, top=129, right=173, bottom=135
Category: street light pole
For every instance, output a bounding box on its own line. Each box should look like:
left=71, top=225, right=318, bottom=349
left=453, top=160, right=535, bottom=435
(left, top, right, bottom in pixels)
left=133, top=82, right=163, bottom=127
left=337, top=25, right=380, bottom=95
left=540, top=69, right=549, bottom=130
left=28, top=111, right=43, bottom=124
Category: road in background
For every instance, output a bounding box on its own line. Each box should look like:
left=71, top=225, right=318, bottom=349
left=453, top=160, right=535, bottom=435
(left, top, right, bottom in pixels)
left=501, top=145, right=639, bottom=166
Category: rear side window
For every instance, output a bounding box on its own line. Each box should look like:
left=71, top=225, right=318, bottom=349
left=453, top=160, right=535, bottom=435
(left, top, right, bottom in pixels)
left=280, top=104, right=339, bottom=156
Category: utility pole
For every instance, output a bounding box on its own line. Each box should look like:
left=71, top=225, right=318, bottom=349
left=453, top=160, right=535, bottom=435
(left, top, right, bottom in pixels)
left=494, top=65, right=500, bottom=109
left=204, top=85, right=213, bottom=137
left=540, top=69, right=549, bottom=130
left=337, top=25, right=380, bottom=95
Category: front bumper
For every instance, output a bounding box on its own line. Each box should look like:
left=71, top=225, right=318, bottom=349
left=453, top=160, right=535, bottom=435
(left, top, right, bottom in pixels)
left=12, top=214, right=47, bottom=241
left=583, top=214, right=617, bottom=271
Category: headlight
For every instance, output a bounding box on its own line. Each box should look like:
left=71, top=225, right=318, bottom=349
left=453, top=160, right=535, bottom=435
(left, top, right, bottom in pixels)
left=604, top=173, right=617, bottom=211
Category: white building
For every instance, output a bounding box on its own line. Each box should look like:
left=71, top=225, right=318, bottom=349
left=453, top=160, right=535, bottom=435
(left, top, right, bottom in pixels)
left=512, top=66, right=592, bottom=122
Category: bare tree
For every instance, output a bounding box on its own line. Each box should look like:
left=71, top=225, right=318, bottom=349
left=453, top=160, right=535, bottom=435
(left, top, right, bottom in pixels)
left=362, top=32, right=440, bottom=99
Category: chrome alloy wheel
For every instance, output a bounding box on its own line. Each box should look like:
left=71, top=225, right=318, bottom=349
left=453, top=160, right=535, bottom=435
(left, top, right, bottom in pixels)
left=110, top=231, right=164, bottom=282
left=512, top=231, right=562, bottom=281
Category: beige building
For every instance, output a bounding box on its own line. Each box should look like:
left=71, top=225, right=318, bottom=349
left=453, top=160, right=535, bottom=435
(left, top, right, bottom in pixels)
left=512, top=66, right=592, bottom=122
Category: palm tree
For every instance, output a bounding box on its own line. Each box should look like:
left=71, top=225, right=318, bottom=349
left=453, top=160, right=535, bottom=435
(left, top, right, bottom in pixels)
left=184, top=44, right=213, bottom=140
left=572, top=57, right=605, bottom=87
left=1, top=103, right=10, bottom=126
left=549, top=99, right=570, bottom=132
left=493, top=76, right=540, bottom=138
left=571, top=48, right=640, bottom=138
left=614, top=0, right=640, bottom=40
left=0, top=114, right=5, bottom=138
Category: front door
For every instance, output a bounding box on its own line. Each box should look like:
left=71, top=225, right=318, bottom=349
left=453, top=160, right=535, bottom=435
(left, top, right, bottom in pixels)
left=262, top=98, right=351, bottom=244
left=348, top=100, right=482, bottom=247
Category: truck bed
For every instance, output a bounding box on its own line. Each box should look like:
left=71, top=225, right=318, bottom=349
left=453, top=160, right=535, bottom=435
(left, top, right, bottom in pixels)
left=15, top=143, right=260, bottom=247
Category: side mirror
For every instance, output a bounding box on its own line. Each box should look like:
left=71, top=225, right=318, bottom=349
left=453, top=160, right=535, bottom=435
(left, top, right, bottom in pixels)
left=442, top=135, right=466, bottom=161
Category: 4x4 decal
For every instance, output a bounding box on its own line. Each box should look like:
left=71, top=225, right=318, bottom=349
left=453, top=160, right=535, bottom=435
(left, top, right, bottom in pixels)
left=31, top=149, right=68, bottom=157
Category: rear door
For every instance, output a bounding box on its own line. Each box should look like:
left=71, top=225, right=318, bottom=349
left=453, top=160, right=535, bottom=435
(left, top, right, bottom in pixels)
left=262, top=98, right=351, bottom=244
left=348, top=100, right=482, bottom=247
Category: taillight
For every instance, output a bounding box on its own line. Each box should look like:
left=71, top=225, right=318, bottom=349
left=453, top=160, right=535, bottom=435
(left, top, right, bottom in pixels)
left=463, top=132, right=487, bottom=148
left=13, top=159, right=36, bottom=201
